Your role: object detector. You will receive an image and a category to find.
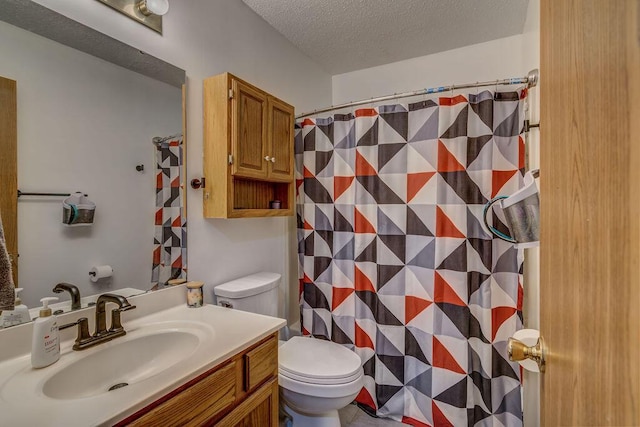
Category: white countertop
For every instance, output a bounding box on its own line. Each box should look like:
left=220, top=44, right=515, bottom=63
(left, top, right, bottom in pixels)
left=0, top=290, right=285, bottom=426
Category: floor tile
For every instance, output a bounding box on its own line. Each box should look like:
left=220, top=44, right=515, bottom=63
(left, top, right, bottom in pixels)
left=340, top=404, right=406, bottom=426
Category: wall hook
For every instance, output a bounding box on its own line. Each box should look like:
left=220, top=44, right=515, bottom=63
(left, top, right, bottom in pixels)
left=190, top=178, right=205, bottom=189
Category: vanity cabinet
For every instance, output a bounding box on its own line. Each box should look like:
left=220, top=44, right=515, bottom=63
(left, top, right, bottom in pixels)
left=203, top=73, right=295, bottom=218
left=118, top=333, right=279, bottom=426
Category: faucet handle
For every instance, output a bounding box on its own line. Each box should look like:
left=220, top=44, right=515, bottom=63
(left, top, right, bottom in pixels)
left=109, top=304, right=136, bottom=333
left=60, top=317, right=91, bottom=350
left=118, top=303, right=137, bottom=312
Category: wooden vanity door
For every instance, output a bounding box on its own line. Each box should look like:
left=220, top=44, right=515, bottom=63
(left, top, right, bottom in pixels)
left=231, top=79, right=268, bottom=180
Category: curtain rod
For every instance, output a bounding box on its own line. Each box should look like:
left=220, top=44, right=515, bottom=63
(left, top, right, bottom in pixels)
left=296, top=69, right=539, bottom=119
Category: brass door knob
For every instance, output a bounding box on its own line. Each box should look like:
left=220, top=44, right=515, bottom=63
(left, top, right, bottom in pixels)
left=507, top=336, right=546, bottom=373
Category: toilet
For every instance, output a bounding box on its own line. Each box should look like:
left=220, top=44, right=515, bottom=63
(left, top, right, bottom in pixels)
left=213, top=272, right=364, bottom=427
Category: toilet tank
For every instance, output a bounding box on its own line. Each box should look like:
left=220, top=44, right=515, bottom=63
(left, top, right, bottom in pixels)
left=213, top=272, right=280, bottom=317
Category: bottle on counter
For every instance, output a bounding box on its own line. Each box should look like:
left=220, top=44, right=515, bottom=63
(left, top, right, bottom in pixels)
left=0, top=288, right=31, bottom=328
left=31, top=297, right=60, bottom=368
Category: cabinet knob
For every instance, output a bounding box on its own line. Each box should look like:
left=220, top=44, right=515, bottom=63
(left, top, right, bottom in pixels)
left=270, top=157, right=276, bottom=163
left=264, top=156, right=272, bottom=162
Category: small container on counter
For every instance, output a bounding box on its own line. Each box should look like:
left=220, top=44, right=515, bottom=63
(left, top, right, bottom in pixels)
left=186, top=281, right=204, bottom=308
left=167, top=278, right=187, bottom=287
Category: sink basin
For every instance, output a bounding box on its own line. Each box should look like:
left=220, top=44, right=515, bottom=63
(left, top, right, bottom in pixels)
left=42, top=329, right=200, bottom=400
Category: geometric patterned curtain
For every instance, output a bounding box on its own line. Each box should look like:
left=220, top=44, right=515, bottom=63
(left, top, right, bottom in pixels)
left=295, top=89, right=527, bottom=426
left=151, top=134, right=187, bottom=287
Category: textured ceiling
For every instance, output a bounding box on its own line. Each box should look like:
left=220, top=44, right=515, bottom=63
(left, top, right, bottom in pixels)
left=242, top=0, right=529, bottom=75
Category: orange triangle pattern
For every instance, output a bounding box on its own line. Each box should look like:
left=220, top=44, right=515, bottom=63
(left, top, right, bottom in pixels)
left=517, top=281, right=524, bottom=311
left=303, top=166, right=314, bottom=178
left=407, top=172, right=436, bottom=202
left=171, top=255, right=182, bottom=268
left=355, top=322, right=374, bottom=349
left=492, top=170, right=517, bottom=198
left=439, top=94, right=468, bottom=106
left=436, top=207, right=464, bottom=238
left=492, top=306, right=516, bottom=341
left=405, top=296, right=432, bottom=324
left=434, top=272, right=466, bottom=307
left=355, top=108, right=378, bottom=117
left=432, top=402, right=455, bottom=427
left=332, top=287, right=354, bottom=310
left=356, top=151, right=377, bottom=176
left=355, top=388, right=377, bottom=411
left=355, top=266, right=376, bottom=292
left=437, top=140, right=465, bottom=172
left=402, top=416, right=431, bottom=427
left=334, top=176, right=355, bottom=200
left=518, top=136, right=525, bottom=169
left=432, top=337, right=465, bottom=375
left=354, top=208, right=376, bottom=234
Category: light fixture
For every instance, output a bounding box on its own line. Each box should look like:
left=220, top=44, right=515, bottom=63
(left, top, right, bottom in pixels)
left=138, top=0, right=169, bottom=17
left=95, top=0, right=169, bottom=34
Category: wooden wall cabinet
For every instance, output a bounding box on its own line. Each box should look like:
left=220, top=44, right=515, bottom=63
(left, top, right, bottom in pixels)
left=118, top=333, right=279, bottom=427
left=204, top=73, right=295, bottom=218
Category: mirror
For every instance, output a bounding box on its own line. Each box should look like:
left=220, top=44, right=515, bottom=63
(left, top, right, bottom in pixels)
left=0, top=1, right=187, bottom=321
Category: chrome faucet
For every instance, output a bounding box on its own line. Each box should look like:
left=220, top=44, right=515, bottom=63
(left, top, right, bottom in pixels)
left=52, top=282, right=82, bottom=310
left=60, top=293, right=136, bottom=351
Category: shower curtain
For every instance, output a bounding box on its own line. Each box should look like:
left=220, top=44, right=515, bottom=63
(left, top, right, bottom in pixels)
left=151, top=134, right=187, bottom=287
left=296, top=90, right=526, bottom=426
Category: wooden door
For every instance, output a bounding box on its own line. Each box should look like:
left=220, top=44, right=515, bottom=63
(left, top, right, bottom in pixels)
left=267, top=97, right=294, bottom=182
left=540, top=0, right=640, bottom=425
left=231, top=79, right=268, bottom=179
left=0, top=76, right=17, bottom=285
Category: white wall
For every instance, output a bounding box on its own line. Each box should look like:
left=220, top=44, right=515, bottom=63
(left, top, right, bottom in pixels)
left=0, top=20, right=182, bottom=308
left=26, top=0, right=333, bottom=323
left=332, top=32, right=538, bottom=106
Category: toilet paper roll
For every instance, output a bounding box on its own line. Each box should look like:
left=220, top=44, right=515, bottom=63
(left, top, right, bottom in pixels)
left=89, top=265, right=113, bottom=282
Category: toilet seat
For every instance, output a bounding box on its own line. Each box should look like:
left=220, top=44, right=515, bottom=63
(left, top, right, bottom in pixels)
left=279, top=371, right=364, bottom=399
left=278, top=337, right=364, bottom=387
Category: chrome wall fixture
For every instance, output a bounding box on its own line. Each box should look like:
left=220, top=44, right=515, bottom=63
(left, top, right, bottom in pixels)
left=95, top=0, right=169, bottom=34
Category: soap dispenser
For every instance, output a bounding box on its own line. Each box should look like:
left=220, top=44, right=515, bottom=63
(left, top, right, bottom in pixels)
left=31, top=297, right=60, bottom=368
left=0, top=288, right=31, bottom=327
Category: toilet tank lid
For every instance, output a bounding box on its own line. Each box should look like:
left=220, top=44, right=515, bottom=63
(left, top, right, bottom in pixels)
left=214, top=272, right=281, bottom=298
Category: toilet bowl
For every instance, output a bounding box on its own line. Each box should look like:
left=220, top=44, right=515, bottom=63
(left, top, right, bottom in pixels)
left=279, top=336, right=364, bottom=427
left=213, top=273, right=365, bottom=427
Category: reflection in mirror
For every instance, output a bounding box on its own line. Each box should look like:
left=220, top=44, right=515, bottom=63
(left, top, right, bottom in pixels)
left=0, top=6, right=186, bottom=324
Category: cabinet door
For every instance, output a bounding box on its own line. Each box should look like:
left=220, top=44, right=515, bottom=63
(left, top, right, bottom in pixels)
left=267, top=97, right=294, bottom=182
left=216, top=378, right=279, bottom=427
left=231, top=79, right=268, bottom=179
